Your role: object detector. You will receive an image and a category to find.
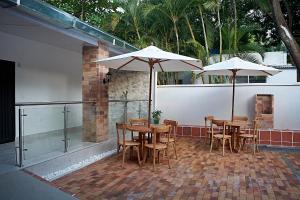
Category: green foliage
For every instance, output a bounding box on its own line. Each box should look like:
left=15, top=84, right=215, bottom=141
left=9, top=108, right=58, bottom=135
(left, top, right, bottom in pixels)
left=45, top=0, right=297, bottom=83
left=152, top=110, right=162, bottom=120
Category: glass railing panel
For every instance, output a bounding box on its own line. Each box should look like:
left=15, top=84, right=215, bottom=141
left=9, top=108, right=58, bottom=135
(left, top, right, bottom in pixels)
left=20, top=105, right=64, bottom=162
left=67, top=103, right=97, bottom=151
left=108, top=101, right=125, bottom=139
left=108, top=100, right=149, bottom=139
left=127, top=101, right=148, bottom=120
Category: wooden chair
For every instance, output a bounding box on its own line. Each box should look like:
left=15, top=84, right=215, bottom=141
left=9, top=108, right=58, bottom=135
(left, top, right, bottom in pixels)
left=238, top=119, right=260, bottom=154
left=143, top=125, right=171, bottom=171
left=162, top=119, right=178, bottom=159
left=204, top=116, right=215, bottom=144
left=129, top=118, right=148, bottom=141
left=233, top=116, right=248, bottom=122
left=210, top=120, right=232, bottom=156
left=116, top=123, right=141, bottom=168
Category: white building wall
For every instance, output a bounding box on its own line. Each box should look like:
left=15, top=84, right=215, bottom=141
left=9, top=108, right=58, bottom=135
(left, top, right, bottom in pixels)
left=156, top=84, right=300, bottom=130
left=0, top=31, right=82, bottom=135
left=267, top=69, right=297, bottom=84
left=263, top=51, right=287, bottom=66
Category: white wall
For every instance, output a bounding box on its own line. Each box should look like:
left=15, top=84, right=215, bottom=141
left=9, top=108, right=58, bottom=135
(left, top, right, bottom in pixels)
left=156, top=84, right=300, bottom=130
left=0, top=31, right=83, bottom=135
left=267, top=69, right=297, bottom=84
left=263, top=51, right=287, bottom=65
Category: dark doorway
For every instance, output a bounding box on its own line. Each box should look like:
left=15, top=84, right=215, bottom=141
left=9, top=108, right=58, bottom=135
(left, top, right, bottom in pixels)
left=0, top=60, right=15, bottom=144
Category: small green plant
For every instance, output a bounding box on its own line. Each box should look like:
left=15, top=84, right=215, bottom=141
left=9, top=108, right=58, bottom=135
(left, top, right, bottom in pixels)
left=152, top=110, right=162, bottom=124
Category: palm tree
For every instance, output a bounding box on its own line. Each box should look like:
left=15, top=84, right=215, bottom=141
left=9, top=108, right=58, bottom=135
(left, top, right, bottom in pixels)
left=232, top=0, right=237, bottom=54
left=147, top=0, right=194, bottom=54
left=203, top=0, right=223, bottom=61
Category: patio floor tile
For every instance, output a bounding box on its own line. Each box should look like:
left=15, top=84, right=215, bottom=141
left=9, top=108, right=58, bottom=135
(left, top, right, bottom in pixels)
left=52, top=138, right=300, bottom=199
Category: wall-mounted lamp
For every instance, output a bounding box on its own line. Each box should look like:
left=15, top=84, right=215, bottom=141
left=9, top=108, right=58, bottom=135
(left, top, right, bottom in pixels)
left=103, top=71, right=112, bottom=84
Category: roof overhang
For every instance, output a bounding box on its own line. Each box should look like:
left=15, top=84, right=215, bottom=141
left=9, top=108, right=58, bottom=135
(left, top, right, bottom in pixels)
left=0, top=0, right=138, bottom=54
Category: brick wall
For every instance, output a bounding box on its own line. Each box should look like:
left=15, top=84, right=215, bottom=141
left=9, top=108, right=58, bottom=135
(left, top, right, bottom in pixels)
left=82, top=42, right=109, bottom=142
left=176, top=125, right=300, bottom=147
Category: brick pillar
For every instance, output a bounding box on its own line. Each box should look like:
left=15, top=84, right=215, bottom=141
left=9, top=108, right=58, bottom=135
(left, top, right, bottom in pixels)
left=82, top=42, right=109, bottom=142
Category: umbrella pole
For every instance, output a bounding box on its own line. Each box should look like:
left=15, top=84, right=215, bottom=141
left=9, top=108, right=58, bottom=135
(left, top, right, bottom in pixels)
left=148, top=63, right=153, bottom=127
left=231, top=71, right=237, bottom=121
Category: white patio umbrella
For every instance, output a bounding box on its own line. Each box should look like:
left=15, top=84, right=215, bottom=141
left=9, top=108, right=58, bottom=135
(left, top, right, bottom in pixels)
left=95, top=45, right=203, bottom=125
left=198, top=57, right=281, bottom=121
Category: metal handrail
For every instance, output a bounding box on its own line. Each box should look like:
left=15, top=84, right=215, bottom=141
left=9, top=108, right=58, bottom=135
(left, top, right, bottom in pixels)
left=15, top=99, right=149, bottom=106
left=108, top=99, right=149, bottom=103
left=15, top=101, right=95, bottom=106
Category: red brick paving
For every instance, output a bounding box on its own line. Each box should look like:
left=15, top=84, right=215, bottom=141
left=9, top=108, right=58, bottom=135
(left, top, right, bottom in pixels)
left=53, top=138, right=300, bottom=200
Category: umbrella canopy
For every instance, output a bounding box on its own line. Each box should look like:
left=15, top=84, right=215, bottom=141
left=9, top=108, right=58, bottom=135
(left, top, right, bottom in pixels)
left=97, top=45, right=202, bottom=71
left=200, top=57, right=280, bottom=76
left=199, top=57, right=281, bottom=121
left=95, top=45, right=203, bottom=125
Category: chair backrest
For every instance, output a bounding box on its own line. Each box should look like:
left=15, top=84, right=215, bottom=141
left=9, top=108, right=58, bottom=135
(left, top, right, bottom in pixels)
left=211, top=119, right=226, bottom=136
left=204, top=116, right=214, bottom=126
left=129, top=118, right=148, bottom=126
left=151, top=125, right=171, bottom=149
left=233, top=116, right=248, bottom=122
left=204, top=116, right=214, bottom=133
left=116, top=123, right=127, bottom=146
left=233, top=116, right=249, bottom=129
left=163, top=119, right=178, bottom=139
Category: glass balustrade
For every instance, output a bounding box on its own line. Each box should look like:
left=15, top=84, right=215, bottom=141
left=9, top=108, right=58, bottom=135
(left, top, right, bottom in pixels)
left=14, top=100, right=147, bottom=167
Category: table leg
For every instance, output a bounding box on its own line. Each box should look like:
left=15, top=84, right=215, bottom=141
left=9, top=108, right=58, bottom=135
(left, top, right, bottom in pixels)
left=236, top=127, right=240, bottom=152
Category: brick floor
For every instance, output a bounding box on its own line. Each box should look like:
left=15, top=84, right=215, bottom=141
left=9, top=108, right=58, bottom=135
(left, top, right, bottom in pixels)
left=53, top=137, right=300, bottom=200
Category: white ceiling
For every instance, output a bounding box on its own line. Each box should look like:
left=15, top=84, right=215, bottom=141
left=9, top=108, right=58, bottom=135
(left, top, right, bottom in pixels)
left=0, top=7, right=98, bottom=53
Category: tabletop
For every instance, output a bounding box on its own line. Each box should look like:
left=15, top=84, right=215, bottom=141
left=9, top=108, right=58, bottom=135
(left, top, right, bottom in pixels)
left=126, top=124, right=166, bottom=133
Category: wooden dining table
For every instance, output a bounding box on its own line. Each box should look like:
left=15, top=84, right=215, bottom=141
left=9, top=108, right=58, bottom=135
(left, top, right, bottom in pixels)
left=126, top=124, right=166, bottom=159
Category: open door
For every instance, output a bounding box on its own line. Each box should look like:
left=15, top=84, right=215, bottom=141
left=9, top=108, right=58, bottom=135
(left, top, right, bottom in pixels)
left=0, top=59, right=15, bottom=144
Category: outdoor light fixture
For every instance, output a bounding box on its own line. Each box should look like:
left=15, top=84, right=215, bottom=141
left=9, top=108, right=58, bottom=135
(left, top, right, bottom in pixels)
left=103, top=71, right=112, bottom=84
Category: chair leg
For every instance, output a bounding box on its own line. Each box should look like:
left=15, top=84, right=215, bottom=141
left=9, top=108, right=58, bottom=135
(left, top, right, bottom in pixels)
left=256, top=138, right=259, bottom=152
left=242, top=138, right=246, bottom=150
left=136, top=146, right=141, bottom=166
left=238, top=137, right=243, bottom=152
left=222, top=139, right=225, bottom=156
left=173, top=142, right=178, bottom=159
left=143, top=148, right=148, bottom=164
left=157, top=151, right=160, bottom=163
left=166, top=148, right=171, bottom=169
left=152, top=149, right=156, bottom=171
left=228, top=139, right=233, bottom=153
left=122, top=146, right=128, bottom=168
left=210, top=138, right=214, bottom=152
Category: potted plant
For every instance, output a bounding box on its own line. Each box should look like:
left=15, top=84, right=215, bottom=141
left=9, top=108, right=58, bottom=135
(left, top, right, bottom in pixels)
left=152, top=110, right=162, bottom=124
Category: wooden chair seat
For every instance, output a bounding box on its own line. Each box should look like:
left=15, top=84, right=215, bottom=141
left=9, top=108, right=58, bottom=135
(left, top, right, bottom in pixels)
left=213, top=134, right=231, bottom=139
left=160, top=137, right=175, bottom=143
left=209, top=130, right=222, bottom=134
left=145, top=143, right=167, bottom=150
left=119, top=140, right=140, bottom=146
left=239, top=133, right=257, bottom=138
